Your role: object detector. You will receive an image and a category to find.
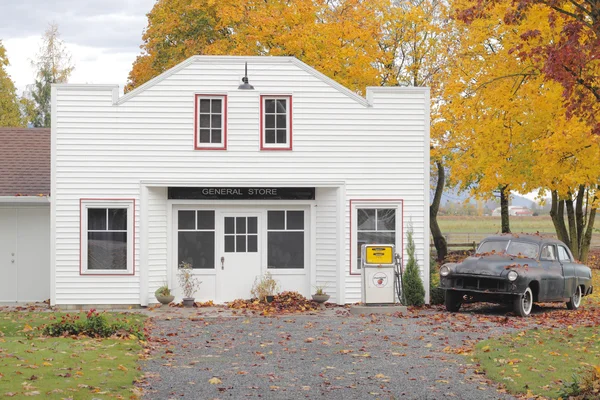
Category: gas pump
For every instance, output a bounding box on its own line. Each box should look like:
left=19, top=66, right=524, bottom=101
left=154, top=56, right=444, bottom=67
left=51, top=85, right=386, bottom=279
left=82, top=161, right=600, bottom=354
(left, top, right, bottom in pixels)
left=361, top=244, right=403, bottom=305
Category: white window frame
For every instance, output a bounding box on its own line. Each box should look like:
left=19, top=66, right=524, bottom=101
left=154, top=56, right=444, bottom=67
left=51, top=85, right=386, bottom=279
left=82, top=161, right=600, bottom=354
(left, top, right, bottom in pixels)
left=195, top=94, right=227, bottom=150
left=80, top=199, right=134, bottom=275
left=350, top=200, right=403, bottom=275
left=177, top=209, right=217, bottom=268
left=261, top=95, right=292, bottom=150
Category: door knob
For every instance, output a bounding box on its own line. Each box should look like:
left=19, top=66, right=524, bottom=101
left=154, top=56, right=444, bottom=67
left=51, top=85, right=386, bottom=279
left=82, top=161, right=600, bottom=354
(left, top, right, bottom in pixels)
left=221, top=256, right=225, bottom=270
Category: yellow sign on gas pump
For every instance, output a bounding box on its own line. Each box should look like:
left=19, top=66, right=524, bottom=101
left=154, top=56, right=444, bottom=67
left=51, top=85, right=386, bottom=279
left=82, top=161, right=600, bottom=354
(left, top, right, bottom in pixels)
left=364, top=245, right=394, bottom=265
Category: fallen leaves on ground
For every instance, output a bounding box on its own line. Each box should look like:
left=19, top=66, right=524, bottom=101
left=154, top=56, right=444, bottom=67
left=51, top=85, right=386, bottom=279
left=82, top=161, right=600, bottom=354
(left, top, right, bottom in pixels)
left=227, top=291, right=322, bottom=315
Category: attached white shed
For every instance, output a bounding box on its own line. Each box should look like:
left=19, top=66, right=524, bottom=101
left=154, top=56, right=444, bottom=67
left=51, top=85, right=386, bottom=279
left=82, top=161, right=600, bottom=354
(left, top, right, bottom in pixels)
left=0, top=128, right=51, bottom=303
left=51, top=56, right=430, bottom=306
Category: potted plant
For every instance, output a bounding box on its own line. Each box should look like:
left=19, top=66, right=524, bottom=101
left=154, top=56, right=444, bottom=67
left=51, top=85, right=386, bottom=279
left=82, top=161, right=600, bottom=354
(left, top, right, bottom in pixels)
left=250, top=272, right=280, bottom=303
left=178, top=261, right=202, bottom=307
left=312, top=283, right=330, bottom=303
left=155, top=283, right=174, bottom=305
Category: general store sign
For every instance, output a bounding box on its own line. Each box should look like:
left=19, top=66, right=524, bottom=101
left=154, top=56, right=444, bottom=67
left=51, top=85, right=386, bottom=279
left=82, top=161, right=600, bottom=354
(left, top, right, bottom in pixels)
left=168, top=187, right=316, bottom=200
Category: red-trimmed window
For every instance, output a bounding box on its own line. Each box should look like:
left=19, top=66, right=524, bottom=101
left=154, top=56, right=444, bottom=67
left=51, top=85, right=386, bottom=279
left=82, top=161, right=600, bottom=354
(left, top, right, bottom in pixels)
left=80, top=199, right=135, bottom=275
left=261, top=95, right=292, bottom=150
left=195, top=94, right=227, bottom=150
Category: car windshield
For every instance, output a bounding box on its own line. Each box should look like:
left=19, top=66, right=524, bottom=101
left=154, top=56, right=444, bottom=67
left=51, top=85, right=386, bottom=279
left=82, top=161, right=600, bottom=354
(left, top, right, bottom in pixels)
left=477, top=240, right=538, bottom=259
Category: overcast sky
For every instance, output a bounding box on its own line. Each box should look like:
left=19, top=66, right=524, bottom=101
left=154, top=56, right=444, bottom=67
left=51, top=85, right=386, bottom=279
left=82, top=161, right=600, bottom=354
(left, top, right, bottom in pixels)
left=0, top=0, right=156, bottom=95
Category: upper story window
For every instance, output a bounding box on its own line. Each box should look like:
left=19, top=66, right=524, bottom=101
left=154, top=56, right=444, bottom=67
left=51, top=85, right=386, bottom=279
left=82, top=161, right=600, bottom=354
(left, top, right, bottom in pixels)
left=261, top=95, right=292, bottom=150
left=80, top=199, right=135, bottom=275
left=195, top=94, right=227, bottom=150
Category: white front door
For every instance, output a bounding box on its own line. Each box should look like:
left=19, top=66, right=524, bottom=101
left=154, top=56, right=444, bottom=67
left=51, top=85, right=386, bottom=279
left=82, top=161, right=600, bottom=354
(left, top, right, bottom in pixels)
left=0, top=209, right=18, bottom=302
left=218, top=212, right=262, bottom=302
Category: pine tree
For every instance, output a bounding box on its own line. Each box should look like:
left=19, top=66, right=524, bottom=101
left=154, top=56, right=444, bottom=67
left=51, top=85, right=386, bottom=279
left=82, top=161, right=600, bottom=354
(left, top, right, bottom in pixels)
left=0, top=40, right=23, bottom=127
left=403, top=225, right=425, bottom=306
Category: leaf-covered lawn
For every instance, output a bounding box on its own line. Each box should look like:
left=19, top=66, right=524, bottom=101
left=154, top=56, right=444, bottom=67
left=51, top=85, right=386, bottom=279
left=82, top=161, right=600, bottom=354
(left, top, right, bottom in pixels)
left=0, top=311, right=146, bottom=399
left=475, top=326, right=600, bottom=399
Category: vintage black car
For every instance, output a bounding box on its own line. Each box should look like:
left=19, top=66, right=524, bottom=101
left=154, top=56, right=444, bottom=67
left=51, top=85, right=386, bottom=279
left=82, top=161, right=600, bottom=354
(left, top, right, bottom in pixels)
left=439, top=234, right=594, bottom=317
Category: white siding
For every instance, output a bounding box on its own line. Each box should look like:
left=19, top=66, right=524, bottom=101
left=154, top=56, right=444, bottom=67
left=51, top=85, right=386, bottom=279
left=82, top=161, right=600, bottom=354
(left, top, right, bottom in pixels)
left=52, top=56, right=429, bottom=305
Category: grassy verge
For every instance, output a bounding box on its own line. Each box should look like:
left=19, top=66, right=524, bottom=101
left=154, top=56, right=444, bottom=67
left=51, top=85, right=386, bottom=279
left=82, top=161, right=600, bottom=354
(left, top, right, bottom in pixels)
left=475, top=326, right=600, bottom=399
left=0, top=311, right=145, bottom=399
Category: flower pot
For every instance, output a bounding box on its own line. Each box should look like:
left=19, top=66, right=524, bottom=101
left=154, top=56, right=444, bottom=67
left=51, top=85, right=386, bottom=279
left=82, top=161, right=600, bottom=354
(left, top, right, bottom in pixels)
left=266, top=295, right=275, bottom=303
left=182, top=298, right=196, bottom=308
left=156, top=294, right=174, bottom=305
left=312, top=294, right=330, bottom=303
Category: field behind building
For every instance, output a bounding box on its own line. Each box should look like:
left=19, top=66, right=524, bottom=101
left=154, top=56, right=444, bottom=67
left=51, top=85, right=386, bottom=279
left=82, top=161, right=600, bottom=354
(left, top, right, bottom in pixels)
left=436, top=216, right=600, bottom=249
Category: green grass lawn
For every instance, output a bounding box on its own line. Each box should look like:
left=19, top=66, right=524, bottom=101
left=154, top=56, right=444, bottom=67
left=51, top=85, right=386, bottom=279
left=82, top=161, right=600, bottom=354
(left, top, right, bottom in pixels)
left=475, top=326, right=600, bottom=399
left=0, top=311, right=145, bottom=399
left=438, top=215, right=556, bottom=234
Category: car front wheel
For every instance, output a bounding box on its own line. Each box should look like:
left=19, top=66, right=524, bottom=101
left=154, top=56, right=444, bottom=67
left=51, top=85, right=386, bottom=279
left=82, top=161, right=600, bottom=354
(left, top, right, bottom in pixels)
left=566, top=285, right=582, bottom=310
left=513, top=287, right=533, bottom=317
left=444, top=290, right=462, bottom=312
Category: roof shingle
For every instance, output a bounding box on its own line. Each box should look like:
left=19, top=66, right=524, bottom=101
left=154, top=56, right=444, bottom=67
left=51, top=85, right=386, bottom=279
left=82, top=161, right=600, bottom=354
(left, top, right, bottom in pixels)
left=0, top=128, right=50, bottom=197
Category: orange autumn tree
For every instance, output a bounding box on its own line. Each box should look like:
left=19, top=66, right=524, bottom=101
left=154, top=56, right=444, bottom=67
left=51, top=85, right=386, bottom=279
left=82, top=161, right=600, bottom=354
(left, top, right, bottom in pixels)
left=444, top=0, right=600, bottom=260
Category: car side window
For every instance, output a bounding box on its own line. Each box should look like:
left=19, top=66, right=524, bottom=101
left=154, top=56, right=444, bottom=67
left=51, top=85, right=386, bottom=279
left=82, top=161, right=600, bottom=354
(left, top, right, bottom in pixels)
left=557, top=246, right=572, bottom=262
left=540, top=245, right=556, bottom=261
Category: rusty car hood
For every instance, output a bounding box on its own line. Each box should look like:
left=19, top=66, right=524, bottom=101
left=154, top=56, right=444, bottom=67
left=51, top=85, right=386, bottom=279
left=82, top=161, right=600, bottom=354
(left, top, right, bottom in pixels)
left=454, top=255, right=534, bottom=276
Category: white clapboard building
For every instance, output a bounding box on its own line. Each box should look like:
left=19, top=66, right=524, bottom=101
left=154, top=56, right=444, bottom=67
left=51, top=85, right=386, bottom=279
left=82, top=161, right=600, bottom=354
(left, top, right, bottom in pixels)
left=49, top=56, right=430, bottom=306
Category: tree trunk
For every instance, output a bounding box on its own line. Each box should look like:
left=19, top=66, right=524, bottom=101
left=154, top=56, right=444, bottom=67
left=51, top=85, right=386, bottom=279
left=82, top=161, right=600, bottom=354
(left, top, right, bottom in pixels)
left=575, top=185, right=585, bottom=253
left=565, top=197, right=579, bottom=258
left=500, top=185, right=510, bottom=233
left=580, top=207, right=596, bottom=263
left=550, top=191, right=570, bottom=243
left=430, top=160, right=448, bottom=261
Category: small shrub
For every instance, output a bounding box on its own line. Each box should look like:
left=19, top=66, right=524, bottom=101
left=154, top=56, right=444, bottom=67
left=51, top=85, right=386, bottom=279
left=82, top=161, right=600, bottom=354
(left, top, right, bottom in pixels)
left=314, top=283, right=328, bottom=295
left=155, top=283, right=171, bottom=297
left=251, top=272, right=280, bottom=302
left=559, top=365, right=600, bottom=400
left=178, top=261, right=202, bottom=299
left=43, top=309, right=144, bottom=339
left=403, top=225, right=425, bottom=306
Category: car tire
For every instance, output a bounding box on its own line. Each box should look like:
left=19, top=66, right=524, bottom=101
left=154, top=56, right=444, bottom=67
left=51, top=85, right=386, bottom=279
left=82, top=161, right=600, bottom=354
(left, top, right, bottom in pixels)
left=445, top=290, right=462, bottom=312
left=566, top=285, right=582, bottom=310
left=513, top=287, right=533, bottom=317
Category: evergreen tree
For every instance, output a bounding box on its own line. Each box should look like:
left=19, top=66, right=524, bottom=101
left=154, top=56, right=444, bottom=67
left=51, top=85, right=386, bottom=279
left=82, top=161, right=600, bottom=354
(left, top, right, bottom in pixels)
left=0, top=40, right=23, bottom=127
left=403, top=225, right=425, bottom=306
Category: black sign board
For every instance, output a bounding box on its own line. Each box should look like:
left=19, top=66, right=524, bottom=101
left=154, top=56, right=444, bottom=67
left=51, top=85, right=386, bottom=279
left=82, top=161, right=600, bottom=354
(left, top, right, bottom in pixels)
left=168, top=187, right=316, bottom=200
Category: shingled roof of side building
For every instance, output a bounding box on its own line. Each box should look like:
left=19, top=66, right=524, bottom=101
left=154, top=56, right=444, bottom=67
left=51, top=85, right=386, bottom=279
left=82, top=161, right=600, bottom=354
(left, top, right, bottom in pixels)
left=0, top=128, right=51, bottom=197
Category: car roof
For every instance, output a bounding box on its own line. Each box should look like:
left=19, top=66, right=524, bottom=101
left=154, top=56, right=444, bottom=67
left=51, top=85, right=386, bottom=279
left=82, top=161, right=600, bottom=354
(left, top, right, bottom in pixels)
left=481, top=234, right=565, bottom=246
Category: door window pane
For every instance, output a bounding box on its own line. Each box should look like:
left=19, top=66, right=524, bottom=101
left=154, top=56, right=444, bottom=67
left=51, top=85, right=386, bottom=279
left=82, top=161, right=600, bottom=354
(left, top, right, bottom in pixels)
left=287, top=211, right=304, bottom=230
left=236, top=235, right=246, bottom=252
left=268, top=211, right=285, bottom=230
left=197, top=210, right=215, bottom=230
left=236, top=217, right=246, bottom=234
left=178, top=210, right=196, bottom=230
left=178, top=231, right=215, bottom=268
left=268, top=232, right=304, bottom=268
left=248, top=235, right=258, bottom=252
left=248, top=217, right=257, bottom=234
left=224, top=235, right=235, bottom=253
left=225, top=217, right=235, bottom=234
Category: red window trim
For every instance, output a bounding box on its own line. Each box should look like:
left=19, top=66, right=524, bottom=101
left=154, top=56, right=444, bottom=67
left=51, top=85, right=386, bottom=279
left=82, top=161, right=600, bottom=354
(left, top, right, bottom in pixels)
left=194, top=94, right=227, bottom=150
left=349, top=199, right=404, bottom=276
left=79, top=198, right=136, bottom=276
left=260, top=95, right=293, bottom=151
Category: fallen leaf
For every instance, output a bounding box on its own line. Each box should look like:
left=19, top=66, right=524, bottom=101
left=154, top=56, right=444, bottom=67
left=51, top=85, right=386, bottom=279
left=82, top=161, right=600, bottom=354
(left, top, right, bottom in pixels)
left=208, top=377, right=222, bottom=384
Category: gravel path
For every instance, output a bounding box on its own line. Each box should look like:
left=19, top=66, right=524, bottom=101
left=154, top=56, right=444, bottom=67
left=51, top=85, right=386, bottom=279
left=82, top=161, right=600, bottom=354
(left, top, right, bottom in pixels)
left=139, top=305, right=534, bottom=399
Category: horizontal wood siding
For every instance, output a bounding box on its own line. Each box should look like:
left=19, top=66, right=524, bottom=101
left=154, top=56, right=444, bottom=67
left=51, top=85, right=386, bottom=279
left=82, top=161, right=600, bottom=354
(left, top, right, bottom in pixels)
left=147, top=187, right=168, bottom=300
left=315, top=188, right=338, bottom=303
left=53, top=58, right=428, bottom=305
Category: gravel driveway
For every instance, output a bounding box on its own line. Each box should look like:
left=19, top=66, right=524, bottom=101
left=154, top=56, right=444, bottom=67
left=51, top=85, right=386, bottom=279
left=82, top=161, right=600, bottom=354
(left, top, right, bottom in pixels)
left=139, top=305, right=534, bottom=399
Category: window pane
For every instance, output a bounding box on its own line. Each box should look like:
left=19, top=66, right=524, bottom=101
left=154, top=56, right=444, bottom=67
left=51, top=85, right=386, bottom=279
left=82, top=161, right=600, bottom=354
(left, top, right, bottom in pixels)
left=265, top=130, right=275, bottom=143
left=377, top=209, right=396, bottom=231
left=248, top=217, right=257, bottom=234
left=276, top=99, right=287, bottom=113
left=287, top=211, right=304, bottom=230
left=357, top=209, right=376, bottom=230
left=88, top=208, right=107, bottom=230
left=276, top=130, right=286, bottom=143
left=357, top=232, right=395, bottom=248
left=268, top=232, right=304, bottom=268
left=199, top=114, right=210, bottom=128
left=108, top=208, right=127, bottom=231
left=178, top=210, right=196, bottom=230
left=265, top=99, right=275, bottom=113
left=224, top=235, right=235, bottom=253
left=224, top=217, right=235, bottom=234
left=268, top=211, right=285, bottom=230
left=200, top=99, right=210, bottom=113
left=178, top=231, right=215, bottom=268
left=276, top=114, right=286, bottom=129
left=236, top=217, right=246, bottom=234
left=197, top=210, right=215, bottom=230
left=211, top=114, right=221, bottom=128
left=236, top=235, right=246, bottom=252
left=199, top=129, right=210, bottom=143
left=211, top=99, right=222, bottom=113
left=88, top=232, right=127, bottom=270
left=248, top=235, right=258, bottom=252
left=212, top=130, right=221, bottom=144
left=266, top=114, right=275, bottom=129
left=558, top=246, right=571, bottom=261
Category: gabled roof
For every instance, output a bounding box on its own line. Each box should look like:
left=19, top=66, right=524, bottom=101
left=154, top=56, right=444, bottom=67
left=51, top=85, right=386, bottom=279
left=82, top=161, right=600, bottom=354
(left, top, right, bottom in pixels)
left=0, top=128, right=50, bottom=197
left=117, top=56, right=369, bottom=107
